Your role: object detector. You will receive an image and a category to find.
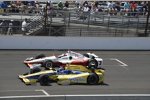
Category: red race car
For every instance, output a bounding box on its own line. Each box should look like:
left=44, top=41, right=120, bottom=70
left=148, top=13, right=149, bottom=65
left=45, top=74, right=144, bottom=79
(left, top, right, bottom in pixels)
left=24, top=51, right=103, bottom=70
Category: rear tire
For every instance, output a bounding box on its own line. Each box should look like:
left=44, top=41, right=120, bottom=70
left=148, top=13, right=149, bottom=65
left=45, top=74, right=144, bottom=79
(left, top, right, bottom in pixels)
left=87, top=73, right=99, bottom=85
left=43, top=60, right=53, bottom=69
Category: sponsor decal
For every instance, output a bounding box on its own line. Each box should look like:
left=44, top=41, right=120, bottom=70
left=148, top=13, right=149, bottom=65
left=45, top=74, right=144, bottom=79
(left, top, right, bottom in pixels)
left=69, top=77, right=85, bottom=83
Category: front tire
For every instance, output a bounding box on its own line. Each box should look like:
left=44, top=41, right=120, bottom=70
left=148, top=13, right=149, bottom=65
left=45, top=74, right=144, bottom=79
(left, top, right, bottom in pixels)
left=87, top=73, right=99, bottom=85
left=88, top=59, right=98, bottom=69
left=38, top=75, right=50, bottom=86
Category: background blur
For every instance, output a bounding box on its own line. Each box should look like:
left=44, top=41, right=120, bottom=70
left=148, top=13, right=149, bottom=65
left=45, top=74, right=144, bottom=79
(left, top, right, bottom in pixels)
left=0, top=1, right=149, bottom=37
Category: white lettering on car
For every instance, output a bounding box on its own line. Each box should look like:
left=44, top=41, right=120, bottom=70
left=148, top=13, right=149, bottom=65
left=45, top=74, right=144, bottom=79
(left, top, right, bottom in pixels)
left=69, top=77, right=85, bottom=83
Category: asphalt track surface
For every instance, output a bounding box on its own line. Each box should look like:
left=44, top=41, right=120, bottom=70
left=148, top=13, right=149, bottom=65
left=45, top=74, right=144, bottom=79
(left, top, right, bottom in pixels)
left=0, top=50, right=150, bottom=97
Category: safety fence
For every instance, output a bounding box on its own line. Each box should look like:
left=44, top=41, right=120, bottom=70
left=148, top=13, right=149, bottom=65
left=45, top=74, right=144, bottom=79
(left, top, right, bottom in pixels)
left=0, top=9, right=149, bottom=37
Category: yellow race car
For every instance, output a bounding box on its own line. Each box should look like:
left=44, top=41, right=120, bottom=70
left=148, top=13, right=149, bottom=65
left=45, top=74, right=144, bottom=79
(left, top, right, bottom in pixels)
left=18, top=65, right=104, bottom=86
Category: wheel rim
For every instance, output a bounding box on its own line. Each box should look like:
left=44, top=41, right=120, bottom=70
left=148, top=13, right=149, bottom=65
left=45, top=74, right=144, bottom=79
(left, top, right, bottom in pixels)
left=46, top=62, right=52, bottom=68
left=90, top=61, right=96, bottom=66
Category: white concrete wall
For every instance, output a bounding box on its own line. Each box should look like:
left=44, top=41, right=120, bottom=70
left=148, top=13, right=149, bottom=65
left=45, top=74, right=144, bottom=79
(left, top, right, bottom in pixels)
left=0, top=36, right=150, bottom=50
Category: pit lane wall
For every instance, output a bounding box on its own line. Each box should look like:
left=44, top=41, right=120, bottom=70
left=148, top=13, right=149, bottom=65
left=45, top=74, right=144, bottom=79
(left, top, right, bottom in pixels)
left=0, top=36, right=150, bottom=50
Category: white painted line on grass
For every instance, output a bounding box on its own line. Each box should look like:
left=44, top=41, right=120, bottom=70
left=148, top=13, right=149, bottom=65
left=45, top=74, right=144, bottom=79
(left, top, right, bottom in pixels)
left=110, top=58, right=128, bottom=70
left=35, top=89, right=50, bottom=96
left=0, top=94, right=150, bottom=99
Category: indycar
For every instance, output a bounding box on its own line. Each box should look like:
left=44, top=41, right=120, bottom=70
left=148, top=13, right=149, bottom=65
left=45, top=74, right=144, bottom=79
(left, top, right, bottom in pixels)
left=24, top=51, right=103, bottom=70
left=19, top=65, right=105, bottom=86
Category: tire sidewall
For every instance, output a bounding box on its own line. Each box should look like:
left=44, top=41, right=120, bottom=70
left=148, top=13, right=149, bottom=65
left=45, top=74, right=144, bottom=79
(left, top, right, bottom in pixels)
left=44, top=60, right=53, bottom=69
left=87, top=73, right=99, bottom=85
left=88, top=59, right=98, bottom=69
left=38, top=75, right=49, bottom=86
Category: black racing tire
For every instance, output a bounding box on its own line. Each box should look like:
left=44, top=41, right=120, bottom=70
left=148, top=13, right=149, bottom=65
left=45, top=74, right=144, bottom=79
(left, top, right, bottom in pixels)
left=88, top=59, right=98, bottom=69
left=43, top=60, right=53, bottom=69
left=35, top=54, right=46, bottom=59
left=87, top=73, right=99, bottom=85
left=38, top=75, right=50, bottom=86
left=30, top=67, right=41, bottom=74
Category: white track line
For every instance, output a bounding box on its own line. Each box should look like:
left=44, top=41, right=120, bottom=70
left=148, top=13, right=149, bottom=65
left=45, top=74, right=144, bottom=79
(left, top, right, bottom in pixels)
left=110, top=58, right=128, bottom=70
left=0, top=89, right=50, bottom=98
left=0, top=94, right=150, bottom=99
left=68, top=94, right=150, bottom=96
left=0, top=90, right=35, bottom=92
left=35, top=89, right=50, bottom=96
left=0, top=95, right=47, bottom=99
